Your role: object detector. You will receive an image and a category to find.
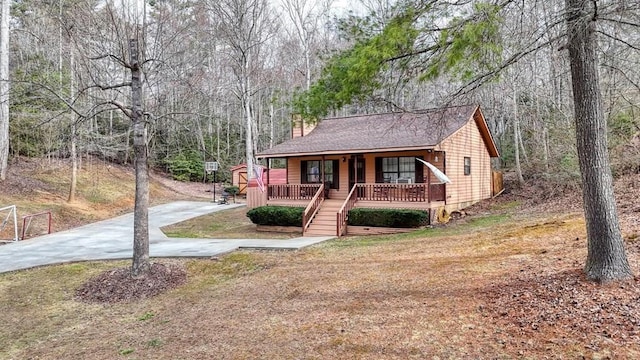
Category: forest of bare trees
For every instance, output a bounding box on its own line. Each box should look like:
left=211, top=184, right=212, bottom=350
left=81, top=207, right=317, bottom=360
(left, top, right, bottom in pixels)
left=0, top=0, right=638, bottom=187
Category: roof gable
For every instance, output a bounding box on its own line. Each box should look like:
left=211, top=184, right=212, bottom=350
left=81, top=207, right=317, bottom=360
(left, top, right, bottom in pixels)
left=258, top=105, right=498, bottom=158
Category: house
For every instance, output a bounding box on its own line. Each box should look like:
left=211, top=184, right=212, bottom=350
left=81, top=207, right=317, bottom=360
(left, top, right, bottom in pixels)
left=249, top=105, right=501, bottom=236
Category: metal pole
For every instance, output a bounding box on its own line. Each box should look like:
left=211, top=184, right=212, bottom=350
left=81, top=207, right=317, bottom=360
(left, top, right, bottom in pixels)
left=213, top=171, right=217, bottom=203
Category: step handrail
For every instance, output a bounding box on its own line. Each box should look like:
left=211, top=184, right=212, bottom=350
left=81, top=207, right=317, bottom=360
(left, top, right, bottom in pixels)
left=336, top=185, right=358, bottom=237
left=302, top=183, right=325, bottom=235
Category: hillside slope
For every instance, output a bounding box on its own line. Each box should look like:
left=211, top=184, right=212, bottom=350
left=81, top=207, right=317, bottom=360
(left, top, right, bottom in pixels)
left=0, top=157, right=212, bottom=239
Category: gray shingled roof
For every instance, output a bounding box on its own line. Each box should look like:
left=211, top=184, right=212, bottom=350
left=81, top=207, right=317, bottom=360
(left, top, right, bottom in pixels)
left=257, top=105, right=479, bottom=158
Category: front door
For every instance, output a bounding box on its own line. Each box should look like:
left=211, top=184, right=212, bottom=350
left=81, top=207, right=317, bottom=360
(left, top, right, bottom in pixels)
left=348, top=156, right=365, bottom=195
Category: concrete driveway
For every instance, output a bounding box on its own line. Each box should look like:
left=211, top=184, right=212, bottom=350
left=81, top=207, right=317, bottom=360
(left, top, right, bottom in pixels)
left=0, top=201, right=334, bottom=273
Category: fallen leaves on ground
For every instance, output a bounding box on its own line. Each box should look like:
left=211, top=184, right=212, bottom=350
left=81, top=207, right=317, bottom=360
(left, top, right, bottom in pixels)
left=75, top=262, right=187, bottom=303
left=482, top=266, right=640, bottom=353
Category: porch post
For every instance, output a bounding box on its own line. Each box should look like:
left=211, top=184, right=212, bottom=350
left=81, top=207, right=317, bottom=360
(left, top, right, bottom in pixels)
left=427, top=165, right=431, bottom=202
left=321, top=155, right=325, bottom=183
left=353, top=156, right=357, bottom=183
left=266, top=158, right=271, bottom=186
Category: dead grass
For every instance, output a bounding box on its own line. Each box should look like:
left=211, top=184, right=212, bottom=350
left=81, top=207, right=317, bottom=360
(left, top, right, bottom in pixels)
left=0, top=157, right=194, bottom=239
left=161, top=206, right=299, bottom=239
left=3, top=161, right=640, bottom=358
left=3, top=209, right=640, bottom=359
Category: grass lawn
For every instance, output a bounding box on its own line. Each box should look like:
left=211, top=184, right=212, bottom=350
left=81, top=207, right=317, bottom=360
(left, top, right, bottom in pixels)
left=2, top=209, right=640, bottom=359
left=161, top=206, right=300, bottom=239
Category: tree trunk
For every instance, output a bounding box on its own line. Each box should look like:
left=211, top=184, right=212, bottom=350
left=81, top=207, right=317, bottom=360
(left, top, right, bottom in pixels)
left=0, top=0, right=10, bottom=181
left=68, top=122, right=78, bottom=202
left=565, top=0, right=631, bottom=282
left=269, top=95, right=274, bottom=149
left=129, top=38, right=150, bottom=277
left=513, top=86, right=524, bottom=185
left=243, top=55, right=254, bottom=179
left=68, top=49, right=77, bottom=203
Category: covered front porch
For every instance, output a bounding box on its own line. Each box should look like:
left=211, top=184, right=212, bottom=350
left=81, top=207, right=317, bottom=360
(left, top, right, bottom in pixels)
left=247, top=149, right=449, bottom=236
left=247, top=181, right=446, bottom=237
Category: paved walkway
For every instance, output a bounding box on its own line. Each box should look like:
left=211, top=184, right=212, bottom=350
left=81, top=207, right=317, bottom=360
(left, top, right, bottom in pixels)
left=0, top=201, right=334, bottom=273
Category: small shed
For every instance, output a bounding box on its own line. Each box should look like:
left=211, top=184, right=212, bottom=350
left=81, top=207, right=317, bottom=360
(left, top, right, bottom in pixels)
left=230, top=164, right=249, bottom=195
left=232, top=164, right=287, bottom=195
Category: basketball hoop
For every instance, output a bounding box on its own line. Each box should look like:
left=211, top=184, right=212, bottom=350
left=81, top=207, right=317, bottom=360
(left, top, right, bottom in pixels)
left=205, top=161, right=219, bottom=202
left=205, top=161, right=219, bottom=174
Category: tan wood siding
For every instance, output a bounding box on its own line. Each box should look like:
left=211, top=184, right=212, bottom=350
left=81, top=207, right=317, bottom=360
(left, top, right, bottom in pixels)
left=246, top=187, right=267, bottom=209
left=285, top=150, right=447, bottom=200
left=438, top=119, right=492, bottom=207
left=289, top=159, right=301, bottom=184
left=287, top=156, right=349, bottom=199
left=361, top=150, right=434, bottom=183
left=277, top=121, right=494, bottom=210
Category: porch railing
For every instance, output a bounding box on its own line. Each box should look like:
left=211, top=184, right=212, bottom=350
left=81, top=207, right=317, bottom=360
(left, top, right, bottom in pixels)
left=430, top=183, right=446, bottom=202
left=355, top=183, right=428, bottom=202
left=336, top=185, right=358, bottom=237
left=268, top=184, right=322, bottom=200
left=268, top=183, right=446, bottom=203
left=302, top=184, right=325, bottom=235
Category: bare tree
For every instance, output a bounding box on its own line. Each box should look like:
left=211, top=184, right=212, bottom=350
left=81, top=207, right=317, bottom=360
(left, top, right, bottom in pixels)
left=63, top=0, right=156, bottom=277
left=0, top=0, right=9, bottom=181
left=209, top=0, right=278, bottom=178
left=565, top=0, right=631, bottom=281
left=281, top=0, right=332, bottom=91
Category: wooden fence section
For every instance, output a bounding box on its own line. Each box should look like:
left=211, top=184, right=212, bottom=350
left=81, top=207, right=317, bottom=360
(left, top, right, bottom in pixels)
left=430, top=183, right=446, bottom=202
left=246, top=187, right=265, bottom=209
left=492, top=171, right=504, bottom=197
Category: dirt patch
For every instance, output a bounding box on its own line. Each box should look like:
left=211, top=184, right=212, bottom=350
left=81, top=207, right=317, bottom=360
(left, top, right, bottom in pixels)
left=150, top=170, right=218, bottom=201
left=75, top=262, right=187, bottom=304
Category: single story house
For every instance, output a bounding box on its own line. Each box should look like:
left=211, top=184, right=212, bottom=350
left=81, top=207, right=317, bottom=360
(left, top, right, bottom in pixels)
left=249, top=105, right=501, bottom=236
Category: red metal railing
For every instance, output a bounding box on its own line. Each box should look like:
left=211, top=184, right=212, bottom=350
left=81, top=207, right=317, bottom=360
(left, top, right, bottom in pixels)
left=302, top=184, right=325, bottom=235
left=336, top=185, right=358, bottom=237
left=21, top=211, right=52, bottom=240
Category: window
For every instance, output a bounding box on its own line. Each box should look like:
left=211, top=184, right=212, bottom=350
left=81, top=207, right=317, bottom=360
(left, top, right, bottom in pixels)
left=305, top=160, right=321, bottom=183
left=464, top=157, right=471, bottom=175
left=377, top=156, right=421, bottom=183
left=301, top=160, right=339, bottom=189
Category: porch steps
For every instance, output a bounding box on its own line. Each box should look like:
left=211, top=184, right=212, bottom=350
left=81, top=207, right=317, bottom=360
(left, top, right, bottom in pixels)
left=305, top=199, right=343, bottom=236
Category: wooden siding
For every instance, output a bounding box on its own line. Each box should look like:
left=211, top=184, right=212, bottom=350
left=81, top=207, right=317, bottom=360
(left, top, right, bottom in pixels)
left=273, top=150, right=449, bottom=201
left=231, top=166, right=249, bottom=195
left=286, top=156, right=350, bottom=199
left=360, top=150, right=431, bottom=184
left=256, top=114, right=494, bottom=211
left=246, top=187, right=267, bottom=209
left=437, top=119, right=492, bottom=209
